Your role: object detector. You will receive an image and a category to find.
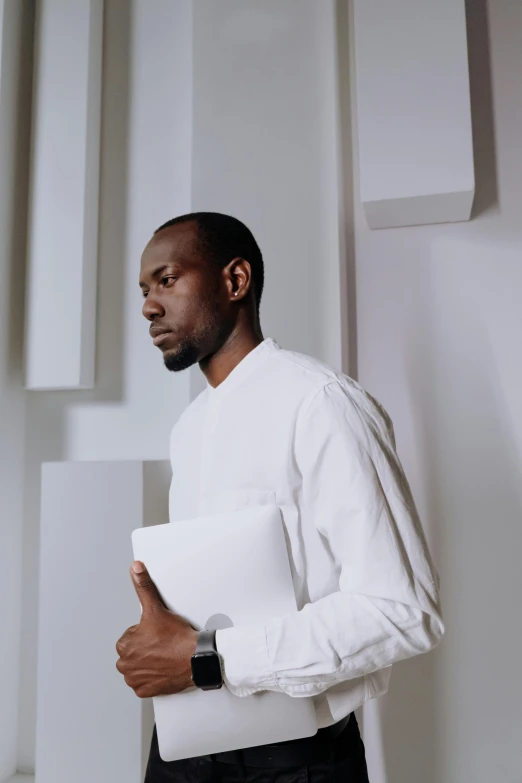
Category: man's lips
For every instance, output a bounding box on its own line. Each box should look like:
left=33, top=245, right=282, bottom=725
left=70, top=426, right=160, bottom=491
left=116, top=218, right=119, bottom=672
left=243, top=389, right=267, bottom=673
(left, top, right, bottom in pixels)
left=149, top=327, right=172, bottom=346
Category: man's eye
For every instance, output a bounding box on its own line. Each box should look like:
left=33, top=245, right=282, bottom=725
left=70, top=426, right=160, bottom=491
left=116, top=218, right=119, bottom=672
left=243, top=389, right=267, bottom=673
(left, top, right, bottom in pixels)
left=142, top=291, right=148, bottom=299
left=161, top=275, right=177, bottom=286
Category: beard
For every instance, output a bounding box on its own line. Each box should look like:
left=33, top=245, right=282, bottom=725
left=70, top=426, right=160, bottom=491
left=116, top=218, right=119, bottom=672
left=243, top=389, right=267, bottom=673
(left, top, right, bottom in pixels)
left=163, top=338, right=200, bottom=372
left=162, top=291, right=228, bottom=373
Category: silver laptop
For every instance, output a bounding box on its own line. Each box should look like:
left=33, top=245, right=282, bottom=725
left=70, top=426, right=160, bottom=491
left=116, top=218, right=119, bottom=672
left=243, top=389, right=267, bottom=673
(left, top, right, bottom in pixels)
left=131, top=505, right=318, bottom=761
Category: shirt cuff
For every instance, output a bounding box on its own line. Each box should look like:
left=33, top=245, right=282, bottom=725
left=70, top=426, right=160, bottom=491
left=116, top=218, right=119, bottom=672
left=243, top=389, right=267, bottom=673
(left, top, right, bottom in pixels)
left=215, top=624, right=281, bottom=697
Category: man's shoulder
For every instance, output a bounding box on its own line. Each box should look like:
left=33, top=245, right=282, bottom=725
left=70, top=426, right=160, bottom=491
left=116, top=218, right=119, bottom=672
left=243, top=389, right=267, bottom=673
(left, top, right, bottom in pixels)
left=273, top=347, right=394, bottom=443
left=270, top=346, right=342, bottom=397
left=272, top=346, right=367, bottom=407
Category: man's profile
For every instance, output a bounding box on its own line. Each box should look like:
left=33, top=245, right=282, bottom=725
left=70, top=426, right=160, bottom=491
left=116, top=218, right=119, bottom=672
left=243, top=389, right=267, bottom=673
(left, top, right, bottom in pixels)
left=116, top=212, right=444, bottom=783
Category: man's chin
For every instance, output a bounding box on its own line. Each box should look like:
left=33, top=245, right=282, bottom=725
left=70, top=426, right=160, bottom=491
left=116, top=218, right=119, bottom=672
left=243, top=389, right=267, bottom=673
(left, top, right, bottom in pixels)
left=162, top=344, right=199, bottom=373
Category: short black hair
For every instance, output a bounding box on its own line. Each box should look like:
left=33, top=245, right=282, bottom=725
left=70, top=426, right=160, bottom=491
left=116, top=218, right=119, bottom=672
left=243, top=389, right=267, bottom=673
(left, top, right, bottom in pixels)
left=154, top=212, right=264, bottom=312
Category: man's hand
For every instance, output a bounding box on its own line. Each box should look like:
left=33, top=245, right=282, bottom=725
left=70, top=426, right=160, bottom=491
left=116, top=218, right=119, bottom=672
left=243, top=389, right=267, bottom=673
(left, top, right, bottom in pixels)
left=115, top=561, right=199, bottom=698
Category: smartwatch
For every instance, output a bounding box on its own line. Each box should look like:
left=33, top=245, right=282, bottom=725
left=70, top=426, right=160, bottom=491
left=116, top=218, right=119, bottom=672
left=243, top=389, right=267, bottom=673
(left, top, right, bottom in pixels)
left=191, top=629, right=224, bottom=690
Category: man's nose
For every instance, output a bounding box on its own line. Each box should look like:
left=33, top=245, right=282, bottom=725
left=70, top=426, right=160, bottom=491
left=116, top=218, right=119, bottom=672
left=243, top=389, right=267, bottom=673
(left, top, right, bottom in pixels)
left=142, top=294, right=165, bottom=321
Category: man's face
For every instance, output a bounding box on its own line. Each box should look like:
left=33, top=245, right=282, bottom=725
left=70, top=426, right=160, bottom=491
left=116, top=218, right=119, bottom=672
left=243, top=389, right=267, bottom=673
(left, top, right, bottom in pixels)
left=139, top=222, right=229, bottom=371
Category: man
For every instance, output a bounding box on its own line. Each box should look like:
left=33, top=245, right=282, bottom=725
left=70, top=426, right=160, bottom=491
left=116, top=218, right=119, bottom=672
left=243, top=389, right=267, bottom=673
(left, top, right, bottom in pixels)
left=116, top=212, right=444, bottom=783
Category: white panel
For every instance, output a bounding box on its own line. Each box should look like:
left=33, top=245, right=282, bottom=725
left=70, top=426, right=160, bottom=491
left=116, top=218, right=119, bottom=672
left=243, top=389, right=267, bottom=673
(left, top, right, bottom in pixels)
left=36, top=460, right=170, bottom=783
left=353, top=0, right=475, bottom=229
left=25, top=1, right=103, bottom=389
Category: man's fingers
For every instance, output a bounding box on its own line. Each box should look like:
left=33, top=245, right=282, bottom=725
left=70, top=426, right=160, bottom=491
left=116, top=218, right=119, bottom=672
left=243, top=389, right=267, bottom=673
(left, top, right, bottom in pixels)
left=130, top=561, right=168, bottom=615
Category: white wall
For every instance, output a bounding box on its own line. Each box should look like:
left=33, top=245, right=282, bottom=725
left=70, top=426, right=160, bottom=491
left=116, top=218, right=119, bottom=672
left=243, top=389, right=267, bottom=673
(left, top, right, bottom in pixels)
left=191, top=0, right=344, bottom=372
left=352, top=2, right=522, bottom=782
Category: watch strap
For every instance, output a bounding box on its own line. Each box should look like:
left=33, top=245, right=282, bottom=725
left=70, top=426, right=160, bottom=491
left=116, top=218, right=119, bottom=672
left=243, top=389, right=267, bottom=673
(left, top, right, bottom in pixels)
left=192, top=629, right=224, bottom=690
left=195, top=628, right=217, bottom=654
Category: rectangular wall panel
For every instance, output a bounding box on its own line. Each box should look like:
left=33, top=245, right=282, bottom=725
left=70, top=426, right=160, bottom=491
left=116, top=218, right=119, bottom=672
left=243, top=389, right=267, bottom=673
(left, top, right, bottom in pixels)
left=353, top=0, right=475, bottom=229
left=35, top=460, right=170, bottom=783
left=25, top=1, right=103, bottom=389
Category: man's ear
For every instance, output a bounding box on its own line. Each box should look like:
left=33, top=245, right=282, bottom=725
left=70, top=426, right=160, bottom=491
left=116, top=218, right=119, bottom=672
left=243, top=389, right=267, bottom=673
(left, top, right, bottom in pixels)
left=226, top=257, right=251, bottom=301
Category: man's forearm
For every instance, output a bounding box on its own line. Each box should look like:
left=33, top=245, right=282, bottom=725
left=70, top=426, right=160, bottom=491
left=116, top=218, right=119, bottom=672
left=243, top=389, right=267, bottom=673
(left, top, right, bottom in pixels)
left=216, top=589, right=444, bottom=698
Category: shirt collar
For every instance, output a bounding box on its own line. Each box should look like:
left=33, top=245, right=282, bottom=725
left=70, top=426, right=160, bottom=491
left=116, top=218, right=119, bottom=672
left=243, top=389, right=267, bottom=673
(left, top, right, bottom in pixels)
left=205, top=337, right=280, bottom=399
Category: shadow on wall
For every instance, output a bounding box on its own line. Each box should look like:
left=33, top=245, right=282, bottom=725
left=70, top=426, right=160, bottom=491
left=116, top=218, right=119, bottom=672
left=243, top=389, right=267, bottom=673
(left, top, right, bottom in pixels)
left=6, top=2, right=33, bottom=379
left=379, top=294, right=443, bottom=783
left=18, top=0, right=132, bottom=770
left=466, top=0, right=498, bottom=218
left=361, top=248, right=444, bottom=783
left=336, top=0, right=358, bottom=379
left=0, top=1, right=35, bottom=779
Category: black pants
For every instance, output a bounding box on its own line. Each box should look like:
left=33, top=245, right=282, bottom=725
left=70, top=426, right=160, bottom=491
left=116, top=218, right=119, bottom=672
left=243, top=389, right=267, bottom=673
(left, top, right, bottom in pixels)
left=144, top=713, right=370, bottom=783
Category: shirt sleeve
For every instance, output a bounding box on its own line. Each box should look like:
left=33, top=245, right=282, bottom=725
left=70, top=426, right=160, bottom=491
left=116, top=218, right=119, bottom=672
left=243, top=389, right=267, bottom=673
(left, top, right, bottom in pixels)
left=215, top=380, right=445, bottom=698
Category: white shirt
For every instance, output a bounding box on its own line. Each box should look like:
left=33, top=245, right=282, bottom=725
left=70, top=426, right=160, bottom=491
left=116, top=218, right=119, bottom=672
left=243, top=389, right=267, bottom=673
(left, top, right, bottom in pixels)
left=169, top=338, right=444, bottom=727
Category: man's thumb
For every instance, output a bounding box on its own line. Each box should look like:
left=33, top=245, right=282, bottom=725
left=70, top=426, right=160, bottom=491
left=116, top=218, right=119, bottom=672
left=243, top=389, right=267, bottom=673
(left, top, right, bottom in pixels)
left=130, top=561, right=167, bottom=614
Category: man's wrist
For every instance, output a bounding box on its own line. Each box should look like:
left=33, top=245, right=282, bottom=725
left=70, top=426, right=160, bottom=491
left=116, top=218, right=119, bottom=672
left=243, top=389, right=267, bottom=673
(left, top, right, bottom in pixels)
left=185, top=629, right=199, bottom=689
left=191, top=629, right=224, bottom=689
left=214, top=624, right=278, bottom=696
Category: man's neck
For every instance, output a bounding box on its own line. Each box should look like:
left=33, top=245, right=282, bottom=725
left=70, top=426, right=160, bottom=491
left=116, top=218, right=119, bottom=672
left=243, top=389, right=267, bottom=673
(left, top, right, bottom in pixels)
left=200, top=328, right=265, bottom=389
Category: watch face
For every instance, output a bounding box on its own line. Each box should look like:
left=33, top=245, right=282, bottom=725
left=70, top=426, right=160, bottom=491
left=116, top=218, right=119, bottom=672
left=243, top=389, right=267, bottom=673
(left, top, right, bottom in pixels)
left=191, top=653, right=222, bottom=688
